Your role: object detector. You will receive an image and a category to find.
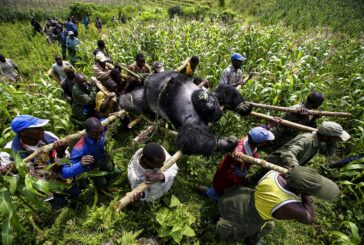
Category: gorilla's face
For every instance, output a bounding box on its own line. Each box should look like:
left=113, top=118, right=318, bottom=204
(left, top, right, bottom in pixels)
left=192, top=89, right=223, bottom=123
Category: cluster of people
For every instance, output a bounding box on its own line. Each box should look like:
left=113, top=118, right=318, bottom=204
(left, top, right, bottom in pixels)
left=0, top=20, right=358, bottom=243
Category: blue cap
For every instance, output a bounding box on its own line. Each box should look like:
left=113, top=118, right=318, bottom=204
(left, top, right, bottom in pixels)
left=231, top=53, right=246, bottom=62
left=11, top=115, right=49, bottom=133
left=248, top=127, right=275, bottom=144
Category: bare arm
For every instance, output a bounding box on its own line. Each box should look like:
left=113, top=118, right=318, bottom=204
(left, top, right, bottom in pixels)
left=272, top=195, right=314, bottom=224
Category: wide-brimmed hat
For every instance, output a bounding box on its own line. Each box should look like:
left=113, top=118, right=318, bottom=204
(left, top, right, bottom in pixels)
left=11, top=115, right=49, bottom=133
left=285, top=166, right=340, bottom=200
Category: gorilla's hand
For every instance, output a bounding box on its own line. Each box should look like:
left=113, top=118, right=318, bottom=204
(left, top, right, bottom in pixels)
left=236, top=102, right=253, bottom=116
left=217, top=136, right=238, bottom=153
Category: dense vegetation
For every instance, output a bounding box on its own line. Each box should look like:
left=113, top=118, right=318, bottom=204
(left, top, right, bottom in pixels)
left=0, top=0, right=363, bottom=244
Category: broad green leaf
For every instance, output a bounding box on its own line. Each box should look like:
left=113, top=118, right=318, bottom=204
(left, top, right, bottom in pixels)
left=2, top=216, right=13, bottom=245
left=341, top=164, right=364, bottom=171
left=32, top=178, right=50, bottom=194
left=4, top=175, right=18, bottom=194
left=169, top=195, right=181, bottom=207
left=182, top=226, right=195, bottom=237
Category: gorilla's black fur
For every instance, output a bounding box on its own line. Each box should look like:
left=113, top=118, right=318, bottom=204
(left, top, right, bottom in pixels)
left=119, top=72, right=251, bottom=156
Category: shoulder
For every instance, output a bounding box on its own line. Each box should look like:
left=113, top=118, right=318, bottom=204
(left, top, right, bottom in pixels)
left=73, top=136, right=86, bottom=151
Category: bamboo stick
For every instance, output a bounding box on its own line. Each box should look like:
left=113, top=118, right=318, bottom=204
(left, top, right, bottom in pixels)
left=128, top=117, right=143, bottom=129
left=115, top=150, right=183, bottom=211
left=250, top=102, right=352, bottom=117
left=23, top=110, right=125, bottom=163
left=233, top=151, right=288, bottom=174
left=133, top=124, right=158, bottom=143
left=159, top=127, right=178, bottom=137
left=250, top=111, right=316, bottom=132
left=91, top=77, right=110, bottom=96
left=118, top=64, right=142, bottom=79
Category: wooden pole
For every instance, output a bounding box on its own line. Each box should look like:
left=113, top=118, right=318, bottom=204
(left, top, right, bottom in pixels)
left=233, top=151, right=288, bottom=174
left=115, top=150, right=183, bottom=211
left=128, top=117, right=143, bottom=129
left=133, top=124, right=158, bottom=143
left=250, top=111, right=316, bottom=132
left=119, top=64, right=142, bottom=79
left=23, top=110, right=125, bottom=163
left=91, top=77, right=111, bottom=96
left=250, top=102, right=352, bottom=117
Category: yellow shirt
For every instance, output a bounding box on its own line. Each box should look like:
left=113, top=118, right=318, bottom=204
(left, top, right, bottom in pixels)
left=254, top=171, right=299, bottom=220
left=95, top=91, right=116, bottom=118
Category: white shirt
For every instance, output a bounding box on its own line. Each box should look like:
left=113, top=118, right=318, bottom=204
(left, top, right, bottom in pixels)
left=0, top=58, right=19, bottom=81
left=51, top=61, right=72, bottom=81
left=127, top=147, right=178, bottom=202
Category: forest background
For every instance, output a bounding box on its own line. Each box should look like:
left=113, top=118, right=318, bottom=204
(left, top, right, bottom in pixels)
left=0, top=0, right=363, bottom=244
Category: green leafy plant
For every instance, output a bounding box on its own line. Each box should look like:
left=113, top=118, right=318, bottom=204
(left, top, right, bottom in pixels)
left=327, top=221, right=361, bottom=245
left=155, top=195, right=196, bottom=244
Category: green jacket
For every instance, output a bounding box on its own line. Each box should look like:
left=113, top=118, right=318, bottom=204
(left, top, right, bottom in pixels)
left=270, top=102, right=317, bottom=149
left=71, top=83, right=96, bottom=121
left=267, top=131, right=337, bottom=168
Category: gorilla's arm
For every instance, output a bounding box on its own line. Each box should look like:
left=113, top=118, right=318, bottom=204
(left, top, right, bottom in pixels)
left=176, top=118, right=238, bottom=156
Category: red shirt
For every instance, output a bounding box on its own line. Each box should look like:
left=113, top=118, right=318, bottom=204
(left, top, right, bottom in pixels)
left=212, top=136, right=259, bottom=196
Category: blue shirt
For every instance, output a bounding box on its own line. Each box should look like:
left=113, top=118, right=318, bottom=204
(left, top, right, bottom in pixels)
left=61, top=131, right=106, bottom=179
left=66, top=36, right=80, bottom=49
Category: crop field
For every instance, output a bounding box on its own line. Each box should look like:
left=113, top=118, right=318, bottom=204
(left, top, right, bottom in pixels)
left=0, top=0, right=363, bottom=244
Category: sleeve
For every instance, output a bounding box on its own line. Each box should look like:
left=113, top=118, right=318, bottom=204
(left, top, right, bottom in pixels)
left=93, top=65, right=110, bottom=81
left=127, top=156, right=143, bottom=189
left=9, top=59, right=18, bottom=68
left=220, top=69, right=228, bottom=85
left=0, top=151, right=13, bottom=167
left=95, top=92, right=105, bottom=112
left=162, top=163, right=178, bottom=187
left=61, top=146, right=89, bottom=179
left=75, top=87, right=96, bottom=105
left=279, top=140, right=306, bottom=167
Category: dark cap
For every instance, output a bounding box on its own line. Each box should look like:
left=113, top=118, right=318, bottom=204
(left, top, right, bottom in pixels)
left=285, top=166, right=339, bottom=200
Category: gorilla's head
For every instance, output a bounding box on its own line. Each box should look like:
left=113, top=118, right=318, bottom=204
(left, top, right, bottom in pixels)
left=192, top=89, right=223, bottom=123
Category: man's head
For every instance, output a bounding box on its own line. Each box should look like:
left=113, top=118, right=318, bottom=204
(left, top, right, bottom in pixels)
left=97, top=40, right=105, bottom=49
left=305, top=92, right=324, bottom=109
left=95, top=53, right=108, bottom=67
left=317, top=121, right=350, bottom=143
left=231, top=53, right=246, bottom=70
left=11, top=115, right=49, bottom=143
left=285, top=166, right=340, bottom=200
left=55, top=55, right=63, bottom=66
left=85, top=117, right=104, bottom=141
left=190, top=56, right=199, bottom=70
left=152, top=61, right=164, bottom=73
left=136, top=53, right=146, bottom=68
left=140, top=142, right=166, bottom=169
left=68, top=31, right=74, bottom=38
left=0, top=54, right=5, bottom=63
left=110, top=69, right=121, bottom=83
left=104, top=79, right=117, bottom=93
left=64, top=66, right=75, bottom=79
left=247, top=127, right=275, bottom=147
left=75, top=74, right=88, bottom=89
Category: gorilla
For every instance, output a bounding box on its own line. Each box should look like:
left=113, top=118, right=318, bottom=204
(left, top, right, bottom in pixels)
left=119, top=72, right=252, bottom=156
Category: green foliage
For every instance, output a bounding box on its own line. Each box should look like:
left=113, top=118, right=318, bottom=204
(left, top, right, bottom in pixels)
left=327, top=221, right=361, bottom=245
left=0, top=1, right=363, bottom=244
left=156, top=195, right=196, bottom=244
left=69, top=3, right=96, bottom=20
